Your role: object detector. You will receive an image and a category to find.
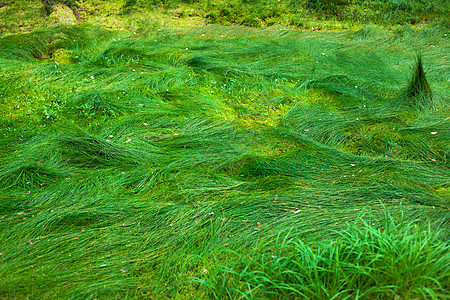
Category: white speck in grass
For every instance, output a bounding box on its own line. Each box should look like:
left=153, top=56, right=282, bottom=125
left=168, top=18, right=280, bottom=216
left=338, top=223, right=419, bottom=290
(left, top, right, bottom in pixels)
left=100, top=264, right=106, bottom=268
left=208, top=212, right=214, bottom=215
left=431, top=132, right=437, bottom=135
left=350, top=164, right=355, bottom=166
left=294, top=209, right=302, bottom=214
left=185, top=48, right=188, bottom=50
left=169, top=224, right=173, bottom=227
left=91, top=76, right=94, bottom=79
left=121, top=269, right=126, bottom=272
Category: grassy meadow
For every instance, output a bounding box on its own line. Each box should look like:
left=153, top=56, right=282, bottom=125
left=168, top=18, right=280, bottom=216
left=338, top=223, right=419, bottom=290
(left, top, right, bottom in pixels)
left=0, top=1, right=449, bottom=299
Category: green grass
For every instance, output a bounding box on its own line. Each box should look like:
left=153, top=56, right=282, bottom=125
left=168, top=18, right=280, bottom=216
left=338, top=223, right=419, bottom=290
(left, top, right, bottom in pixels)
left=191, top=211, right=449, bottom=299
left=1, top=0, right=449, bottom=35
left=0, top=23, right=449, bottom=299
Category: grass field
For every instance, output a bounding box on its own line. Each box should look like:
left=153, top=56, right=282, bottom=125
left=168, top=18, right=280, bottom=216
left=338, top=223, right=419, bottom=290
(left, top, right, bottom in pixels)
left=0, top=5, right=449, bottom=299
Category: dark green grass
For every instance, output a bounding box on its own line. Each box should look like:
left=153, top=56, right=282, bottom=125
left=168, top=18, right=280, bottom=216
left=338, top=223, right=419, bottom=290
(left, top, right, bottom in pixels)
left=0, top=25, right=449, bottom=299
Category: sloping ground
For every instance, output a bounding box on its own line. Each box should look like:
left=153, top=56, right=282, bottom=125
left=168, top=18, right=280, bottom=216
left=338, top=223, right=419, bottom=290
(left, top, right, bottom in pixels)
left=0, top=25, right=448, bottom=298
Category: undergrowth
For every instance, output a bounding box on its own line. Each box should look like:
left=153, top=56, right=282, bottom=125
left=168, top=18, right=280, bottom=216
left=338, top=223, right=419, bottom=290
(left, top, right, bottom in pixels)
left=1, top=0, right=449, bottom=35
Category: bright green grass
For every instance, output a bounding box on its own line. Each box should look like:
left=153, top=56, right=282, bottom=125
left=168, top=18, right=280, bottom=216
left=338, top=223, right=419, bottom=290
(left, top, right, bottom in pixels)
left=0, top=24, right=449, bottom=299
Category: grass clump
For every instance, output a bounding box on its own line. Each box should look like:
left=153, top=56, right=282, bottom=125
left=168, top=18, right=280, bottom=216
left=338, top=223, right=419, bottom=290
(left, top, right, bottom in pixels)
left=191, top=211, right=449, bottom=299
left=406, top=54, right=434, bottom=110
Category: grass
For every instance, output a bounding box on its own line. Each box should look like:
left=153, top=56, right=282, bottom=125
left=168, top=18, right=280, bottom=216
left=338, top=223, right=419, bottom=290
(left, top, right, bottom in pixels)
left=0, top=22, right=449, bottom=299
left=1, top=0, right=449, bottom=35
left=406, top=54, right=435, bottom=110
left=191, top=211, right=449, bottom=299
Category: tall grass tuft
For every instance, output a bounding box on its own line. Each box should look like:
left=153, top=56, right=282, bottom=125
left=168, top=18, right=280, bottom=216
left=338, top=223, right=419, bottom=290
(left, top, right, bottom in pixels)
left=406, top=54, right=434, bottom=110
left=190, top=211, right=450, bottom=299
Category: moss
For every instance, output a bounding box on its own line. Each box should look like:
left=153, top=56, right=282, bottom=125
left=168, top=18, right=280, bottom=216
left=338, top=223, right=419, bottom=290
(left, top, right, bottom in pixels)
left=52, top=48, right=73, bottom=64
left=47, top=4, right=77, bottom=25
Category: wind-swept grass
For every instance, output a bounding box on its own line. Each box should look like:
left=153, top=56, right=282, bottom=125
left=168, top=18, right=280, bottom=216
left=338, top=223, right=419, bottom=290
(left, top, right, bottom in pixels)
left=0, top=24, right=448, bottom=299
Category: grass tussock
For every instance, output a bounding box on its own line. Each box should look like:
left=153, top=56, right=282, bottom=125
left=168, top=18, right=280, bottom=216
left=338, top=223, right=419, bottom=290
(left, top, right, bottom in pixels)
left=190, top=211, right=449, bottom=299
left=406, top=54, right=435, bottom=110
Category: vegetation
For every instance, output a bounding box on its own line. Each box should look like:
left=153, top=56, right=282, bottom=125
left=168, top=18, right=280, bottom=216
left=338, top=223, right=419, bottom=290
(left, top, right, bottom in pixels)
left=406, top=54, right=435, bottom=110
left=0, top=0, right=449, bottom=299
left=1, top=0, right=449, bottom=34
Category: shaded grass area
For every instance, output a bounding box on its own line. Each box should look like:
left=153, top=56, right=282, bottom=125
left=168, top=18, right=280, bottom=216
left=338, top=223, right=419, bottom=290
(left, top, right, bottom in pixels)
left=1, top=0, right=449, bottom=35
left=0, top=25, right=449, bottom=298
